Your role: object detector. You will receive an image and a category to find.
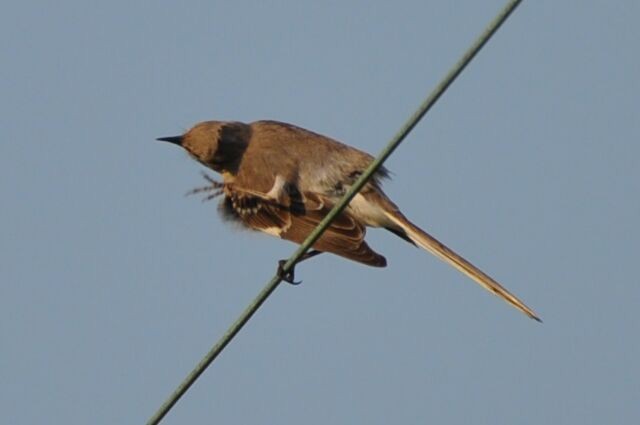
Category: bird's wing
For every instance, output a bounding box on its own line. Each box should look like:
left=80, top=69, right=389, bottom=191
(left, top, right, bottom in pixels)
left=224, top=184, right=386, bottom=267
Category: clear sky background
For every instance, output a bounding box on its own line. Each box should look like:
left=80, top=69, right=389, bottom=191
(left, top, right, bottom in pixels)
left=2, top=1, right=639, bottom=424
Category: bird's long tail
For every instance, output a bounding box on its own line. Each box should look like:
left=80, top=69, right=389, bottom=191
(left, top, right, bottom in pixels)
left=385, top=211, right=541, bottom=322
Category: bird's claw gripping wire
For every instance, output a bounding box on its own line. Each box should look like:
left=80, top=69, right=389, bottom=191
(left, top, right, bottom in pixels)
left=276, top=250, right=323, bottom=285
left=277, top=260, right=302, bottom=285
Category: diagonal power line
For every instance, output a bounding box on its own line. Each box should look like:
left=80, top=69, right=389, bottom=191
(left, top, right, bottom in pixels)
left=146, top=1, right=523, bottom=423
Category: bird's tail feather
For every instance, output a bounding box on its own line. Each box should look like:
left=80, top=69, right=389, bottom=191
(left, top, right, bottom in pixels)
left=385, top=211, right=541, bottom=322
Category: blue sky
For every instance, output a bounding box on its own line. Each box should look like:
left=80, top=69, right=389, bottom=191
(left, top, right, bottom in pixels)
left=2, top=1, right=639, bottom=424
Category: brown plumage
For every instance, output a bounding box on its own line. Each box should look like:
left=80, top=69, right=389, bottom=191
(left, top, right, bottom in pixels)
left=158, top=120, right=541, bottom=321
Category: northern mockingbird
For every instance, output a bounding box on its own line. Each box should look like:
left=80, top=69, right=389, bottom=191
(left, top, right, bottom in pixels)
left=158, top=120, right=540, bottom=321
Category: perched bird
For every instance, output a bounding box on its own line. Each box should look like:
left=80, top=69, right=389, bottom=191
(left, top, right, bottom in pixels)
left=158, top=120, right=540, bottom=321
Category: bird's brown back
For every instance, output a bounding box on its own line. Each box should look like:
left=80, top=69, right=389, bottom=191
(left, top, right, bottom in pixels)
left=233, top=120, right=389, bottom=198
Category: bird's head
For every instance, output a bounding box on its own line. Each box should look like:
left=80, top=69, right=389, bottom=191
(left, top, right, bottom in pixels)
left=157, top=121, right=250, bottom=173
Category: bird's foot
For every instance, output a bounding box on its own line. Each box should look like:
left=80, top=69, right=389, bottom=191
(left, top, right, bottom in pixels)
left=277, top=260, right=302, bottom=285
left=276, top=251, right=323, bottom=285
left=186, top=172, right=225, bottom=201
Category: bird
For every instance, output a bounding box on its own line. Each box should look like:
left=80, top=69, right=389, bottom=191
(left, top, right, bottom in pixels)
left=157, top=120, right=540, bottom=321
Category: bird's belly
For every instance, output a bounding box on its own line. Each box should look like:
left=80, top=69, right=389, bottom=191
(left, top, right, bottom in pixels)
left=347, top=194, right=390, bottom=228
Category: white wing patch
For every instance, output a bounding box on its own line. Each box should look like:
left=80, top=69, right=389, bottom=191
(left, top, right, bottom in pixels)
left=260, top=226, right=283, bottom=237
left=266, top=175, right=288, bottom=202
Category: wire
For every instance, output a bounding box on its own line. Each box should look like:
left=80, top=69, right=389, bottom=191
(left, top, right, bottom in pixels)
left=146, top=1, right=523, bottom=423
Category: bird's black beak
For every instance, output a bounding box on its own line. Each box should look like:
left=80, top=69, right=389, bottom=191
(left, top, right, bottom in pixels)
left=156, top=135, right=184, bottom=146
